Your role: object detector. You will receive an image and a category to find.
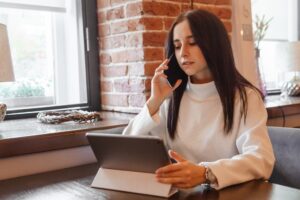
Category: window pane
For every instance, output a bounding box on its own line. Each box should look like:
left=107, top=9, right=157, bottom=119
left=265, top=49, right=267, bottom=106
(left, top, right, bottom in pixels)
left=251, top=0, right=300, bottom=91
left=0, top=0, right=87, bottom=110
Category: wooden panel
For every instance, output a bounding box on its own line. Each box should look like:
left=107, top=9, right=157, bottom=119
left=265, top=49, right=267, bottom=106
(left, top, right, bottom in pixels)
left=0, top=164, right=300, bottom=200
left=0, top=119, right=127, bottom=158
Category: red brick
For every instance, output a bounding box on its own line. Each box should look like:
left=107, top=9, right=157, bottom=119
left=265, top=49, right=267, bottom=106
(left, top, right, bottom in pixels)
left=111, top=50, right=128, bottom=63
left=97, top=0, right=110, bottom=8
left=126, top=2, right=143, bottom=17
left=181, top=4, right=191, bottom=12
left=128, top=63, right=145, bottom=76
left=129, top=94, right=148, bottom=107
left=144, top=62, right=160, bottom=76
left=127, top=62, right=161, bottom=76
left=143, top=17, right=164, bottom=30
left=163, top=0, right=188, bottom=2
left=102, top=94, right=128, bottom=107
left=110, top=0, right=136, bottom=6
left=129, top=78, right=151, bottom=92
left=114, top=79, right=130, bottom=92
left=111, top=49, right=144, bottom=63
left=98, top=24, right=110, bottom=37
left=216, top=0, right=231, bottom=5
left=97, top=11, right=106, bottom=24
left=212, top=7, right=232, bottom=19
left=164, top=17, right=175, bottom=31
left=126, top=33, right=143, bottom=47
left=144, top=48, right=164, bottom=61
left=126, top=17, right=163, bottom=31
left=107, top=6, right=125, bottom=21
left=143, top=32, right=167, bottom=47
left=126, top=2, right=180, bottom=17
left=101, top=35, right=125, bottom=49
left=222, top=20, right=232, bottom=32
left=127, top=49, right=144, bottom=62
left=101, top=81, right=113, bottom=92
left=100, top=53, right=111, bottom=65
left=111, top=0, right=125, bottom=6
left=195, top=4, right=214, bottom=13
left=110, top=20, right=128, bottom=34
left=127, top=18, right=145, bottom=31
left=101, top=65, right=127, bottom=77
left=145, top=79, right=151, bottom=91
left=114, top=78, right=150, bottom=93
left=194, top=0, right=216, bottom=4
left=142, top=1, right=180, bottom=17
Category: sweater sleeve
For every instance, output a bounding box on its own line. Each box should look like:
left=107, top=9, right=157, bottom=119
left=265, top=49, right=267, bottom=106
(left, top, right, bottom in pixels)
left=201, top=90, right=275, bottom=190
left=122, top=101, right=168, bottom=139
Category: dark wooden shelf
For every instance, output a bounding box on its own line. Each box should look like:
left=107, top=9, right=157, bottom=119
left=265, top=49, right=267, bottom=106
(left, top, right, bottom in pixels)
left=0, top=111, right=133, bottom=158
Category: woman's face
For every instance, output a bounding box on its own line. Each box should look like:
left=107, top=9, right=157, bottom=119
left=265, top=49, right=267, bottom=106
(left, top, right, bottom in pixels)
left=173, top=20, right=213, bottom=83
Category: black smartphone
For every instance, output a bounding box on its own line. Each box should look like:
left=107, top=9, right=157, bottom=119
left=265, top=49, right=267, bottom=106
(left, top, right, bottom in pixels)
left=163, top=53, right=185, bottom=87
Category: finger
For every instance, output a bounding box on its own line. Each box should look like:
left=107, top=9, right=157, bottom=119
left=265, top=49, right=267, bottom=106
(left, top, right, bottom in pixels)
left=156, top=170, right=187, bottom=178
left=158, top=73, right=168, bottom=79
left=169, top=150, right=186, bottom=162
left=173, top=183, right=192, bottom=189
left=155, top=59, right=169, bottom=72
left=172, top=79, right=182, bottom=91
left=155, top=66, right=168, bottom=75
left=156, top=177, right=186, bottom=184
left=155, top=163, right=182, bottom=174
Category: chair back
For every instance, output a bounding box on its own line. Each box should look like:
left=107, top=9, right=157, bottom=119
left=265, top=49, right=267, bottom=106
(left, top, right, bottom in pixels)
left=268, top=126, right=300, bottom=189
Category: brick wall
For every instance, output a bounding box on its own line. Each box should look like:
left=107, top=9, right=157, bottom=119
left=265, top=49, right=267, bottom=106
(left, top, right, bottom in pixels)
left=97, top=0, right=232, bottom=113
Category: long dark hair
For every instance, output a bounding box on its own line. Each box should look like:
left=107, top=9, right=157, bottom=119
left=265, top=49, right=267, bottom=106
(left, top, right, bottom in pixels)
left=165, top=9, right=261, bottom=139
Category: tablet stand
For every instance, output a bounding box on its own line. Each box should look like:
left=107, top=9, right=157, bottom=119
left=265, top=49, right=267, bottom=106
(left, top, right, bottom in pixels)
left=91, top=168, right=178, bottom=198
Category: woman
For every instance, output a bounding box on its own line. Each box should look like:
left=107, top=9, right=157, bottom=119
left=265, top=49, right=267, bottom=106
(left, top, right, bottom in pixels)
left=122, top=9, right=275, bottom=190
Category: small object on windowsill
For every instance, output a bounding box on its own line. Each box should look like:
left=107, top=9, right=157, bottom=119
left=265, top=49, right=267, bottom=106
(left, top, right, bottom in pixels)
left=281, top=77, right=300, bottom=96
left=0, top=103, right=7, bottom=122
left=37, top=110, right=102, bottom=124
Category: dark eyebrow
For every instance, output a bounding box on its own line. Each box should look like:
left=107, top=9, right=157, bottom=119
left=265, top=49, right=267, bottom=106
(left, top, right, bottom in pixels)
left=173, top=35, right=194, bottom=42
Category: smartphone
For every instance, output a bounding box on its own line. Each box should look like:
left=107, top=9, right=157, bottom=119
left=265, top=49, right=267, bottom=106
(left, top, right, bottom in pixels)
left=163, top=53, right=185, bottom=87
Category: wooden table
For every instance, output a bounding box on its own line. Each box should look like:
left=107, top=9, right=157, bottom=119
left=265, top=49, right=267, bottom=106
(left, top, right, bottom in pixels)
left=0, top=163, right=300, bottom=200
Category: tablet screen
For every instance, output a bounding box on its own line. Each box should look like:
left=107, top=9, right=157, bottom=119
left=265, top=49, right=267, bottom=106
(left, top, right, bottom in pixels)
left=86, top=133, right=171, bottom=173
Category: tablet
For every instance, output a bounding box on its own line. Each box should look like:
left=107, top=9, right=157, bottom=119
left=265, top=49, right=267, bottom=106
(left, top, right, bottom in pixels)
left=86, top=132, right=171, bottom=173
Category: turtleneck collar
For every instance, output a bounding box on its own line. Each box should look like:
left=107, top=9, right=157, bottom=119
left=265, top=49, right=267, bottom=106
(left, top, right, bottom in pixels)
left=186, top=77, right=218, bottom=101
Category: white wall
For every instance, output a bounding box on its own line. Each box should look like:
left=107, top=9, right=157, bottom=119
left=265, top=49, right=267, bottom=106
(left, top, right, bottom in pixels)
left=231, top=0, right=258, bottom=87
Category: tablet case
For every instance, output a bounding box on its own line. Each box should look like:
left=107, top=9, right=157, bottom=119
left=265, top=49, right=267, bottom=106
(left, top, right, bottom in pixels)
left=86, top=132, right=178, bottom=197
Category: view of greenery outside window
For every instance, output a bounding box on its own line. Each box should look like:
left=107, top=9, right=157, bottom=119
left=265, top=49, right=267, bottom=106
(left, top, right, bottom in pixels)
left=0, top=0, right=99, bottom=117
left=0, top=7, right=54, bottom=108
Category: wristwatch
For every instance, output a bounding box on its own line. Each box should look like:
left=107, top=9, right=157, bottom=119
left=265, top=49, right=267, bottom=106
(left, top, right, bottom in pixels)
left=200, top=164, right=217, bottom=186
left=202, top=164, right=211, bottom=184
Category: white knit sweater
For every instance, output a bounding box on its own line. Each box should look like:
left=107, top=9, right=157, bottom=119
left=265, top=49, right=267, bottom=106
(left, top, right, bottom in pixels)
left=122, top=80, right=275, bottom=190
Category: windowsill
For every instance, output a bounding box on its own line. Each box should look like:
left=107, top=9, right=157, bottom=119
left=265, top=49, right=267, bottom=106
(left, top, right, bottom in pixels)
left=265, top=94, right=300, bottom=127
left=2, top=94, right=300, bottom=159
left=0, top=111, right=135, bottom=158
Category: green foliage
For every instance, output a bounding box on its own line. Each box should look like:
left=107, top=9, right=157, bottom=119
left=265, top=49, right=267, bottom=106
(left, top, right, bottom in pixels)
left=0, top=80, right=45, bottom=98
left=253, top=14, right=273, bottom=49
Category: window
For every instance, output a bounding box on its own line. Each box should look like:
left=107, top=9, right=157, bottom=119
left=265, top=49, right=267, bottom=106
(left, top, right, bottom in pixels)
left=251, top=0, right=300, bottom=93
left=0, top=0, right=99, bottom=119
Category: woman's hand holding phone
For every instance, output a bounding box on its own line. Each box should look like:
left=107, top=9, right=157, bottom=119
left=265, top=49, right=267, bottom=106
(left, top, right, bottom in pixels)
left=147, top=58, right=182, bottom=116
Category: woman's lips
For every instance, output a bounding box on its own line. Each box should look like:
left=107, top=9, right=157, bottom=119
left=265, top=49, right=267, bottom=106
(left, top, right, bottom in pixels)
left=182, top=61, right=194, bottom=67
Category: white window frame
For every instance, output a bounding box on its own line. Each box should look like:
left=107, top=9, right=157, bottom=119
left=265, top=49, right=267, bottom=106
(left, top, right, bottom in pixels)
left=1, top=0, right=100, bottom=119
left=0, top=0, right=89, bottom=109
